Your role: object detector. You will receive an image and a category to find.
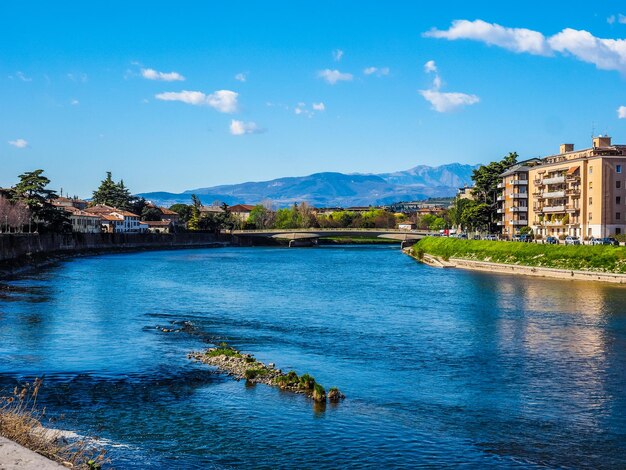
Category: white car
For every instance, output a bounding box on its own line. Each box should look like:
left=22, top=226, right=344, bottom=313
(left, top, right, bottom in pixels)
left=564, top=236, right=581, bottom=245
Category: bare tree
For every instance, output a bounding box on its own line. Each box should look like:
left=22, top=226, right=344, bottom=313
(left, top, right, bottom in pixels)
left=0, top=195, right=31, bottom=232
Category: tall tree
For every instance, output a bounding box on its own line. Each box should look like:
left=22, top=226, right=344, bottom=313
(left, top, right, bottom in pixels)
left=92, top=172, right=135, bottom=210
left=11, top=169, right=68, bottom=232
left=471, top=151, right=518, bottom=232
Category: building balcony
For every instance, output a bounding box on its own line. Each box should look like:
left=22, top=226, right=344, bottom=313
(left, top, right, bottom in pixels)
left=497, top=195, right=505, bottom=201
left=544, top=175, right=566, bottom=185
left=567, top=222, right=580, bottom=227
left=497, top=182, right=504, bottom=189
left=566, top=175, right=581, bottom=182
left=510, top=206, right=527, bottom=213
left=534, top=179, right=543, bottom=185
left=566, top=187, right=581, bottom=195
left=566, top=205, right=580, bottom=212
left=512, top=193, right=528, bottom=199
left=541, top=205, right=566, bottom=213
left=512, top=180, right=528, bottom=185
left=497, top=220, right=503, bottom=226
left=497, top=208, right=504, bottom=214
left=543, top=220, right=565, bottom=226
left=512, top=220, right=528, bottom=226
left=543, top=190, right=566, bottom=198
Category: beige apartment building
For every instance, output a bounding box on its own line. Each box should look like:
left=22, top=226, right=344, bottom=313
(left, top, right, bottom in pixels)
left=499, top=136, right=626, bottom=239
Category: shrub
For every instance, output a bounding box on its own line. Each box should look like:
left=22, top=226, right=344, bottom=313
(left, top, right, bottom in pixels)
left=244, top=368, right=269, bottom=381
left=206, top=344, right=242, bottom=358
left=275, top=371, right=300, bottom=389
left=312, top=383, right=326, bottom=402
left=299, top=374, right=316, bottom=391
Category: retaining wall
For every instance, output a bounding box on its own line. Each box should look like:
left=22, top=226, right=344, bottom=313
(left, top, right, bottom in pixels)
left=0, top=232, right=223, bottom=265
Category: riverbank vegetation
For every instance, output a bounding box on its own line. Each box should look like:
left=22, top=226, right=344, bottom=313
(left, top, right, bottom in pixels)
left=0, top=377, right=106, bottom=469
left=413, top=237, right=626, bottom=273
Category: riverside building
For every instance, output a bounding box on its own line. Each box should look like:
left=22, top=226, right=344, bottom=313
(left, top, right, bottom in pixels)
left=499, top=136, right=626, bottom=239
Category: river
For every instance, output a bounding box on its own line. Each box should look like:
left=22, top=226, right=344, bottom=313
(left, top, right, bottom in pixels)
left=1, top=245, right=625, bottom=468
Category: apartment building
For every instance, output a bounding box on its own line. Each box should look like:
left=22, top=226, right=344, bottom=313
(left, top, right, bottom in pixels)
left=497, top=159, right=541, bottom=238
left=499, top=136, right=626, bottom=239
left=529, top=136, right=626, bottom=239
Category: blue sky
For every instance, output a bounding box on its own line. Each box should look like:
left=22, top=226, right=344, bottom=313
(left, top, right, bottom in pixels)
left=3, top=1, right=626, bottom=197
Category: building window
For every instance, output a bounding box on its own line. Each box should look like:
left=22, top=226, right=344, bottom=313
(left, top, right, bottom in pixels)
left=617, top=228, right=622, bottom=236
left=589, top=212, right=593, bottom=221
left=618, top=165, right=623, bottom=174
left=589, top=197, right=593, bottom=205
left=618, top=181, right=622, bottom=189
left=589, top=182, right=593, bottom=190
left=589, top=166, right=593, bottom=174
left=618, top=212, right=622, bottom=220
left=617, top=196, right=622, bottom=205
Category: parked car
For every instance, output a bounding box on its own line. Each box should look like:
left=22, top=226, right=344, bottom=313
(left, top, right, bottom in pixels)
left=457, top=233, right=468, bottom=239
left=605, top=237, right=620, bottom=246
left=565, top=236, right=581, bottom=245
left=545, top=236, right=558, bottom=244
left=472, top=235, right=481, bottom=240
left=519, top=234, right=532, bottom=243
left=590, top=237, right=603, bottom=245
left=485, top=234, right=498, bottom=241
left=593, top=237, right=620, bottom=246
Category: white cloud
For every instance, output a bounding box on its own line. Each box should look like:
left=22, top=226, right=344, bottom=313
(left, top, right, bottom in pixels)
left=363, top=66, right=390, bottom=76
left=312, top=102, right=325, bottom=111
left=424, top=60, right=438, bottom=73
left=317, top=69, right=353, bottom=84
left=333, top=49, right=344, bottom=61
left=70, top=99, right=80, bottom=105
left=426, top=19, right=626, bottom=75
left=424, top=19, right=551, bottom=55
left=141, top=68, right=185, bottom=82
left=155, top=90, right=238, bottom=113
left=234, top=72, right=247, bottom=82
left=608, top=15, right=616, bottom=25
left=419, top=89, right=480, bottom=112
left=618, top=106, right=626, bottom=119
left=229, top=120, right=264, bottom=135
left=8, top=139, right=28, bottom=148
left=419, top=64, right=479, bottom=113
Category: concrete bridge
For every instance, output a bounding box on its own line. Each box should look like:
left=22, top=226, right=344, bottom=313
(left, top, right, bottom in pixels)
left=230, top=228, right=428, bottom=247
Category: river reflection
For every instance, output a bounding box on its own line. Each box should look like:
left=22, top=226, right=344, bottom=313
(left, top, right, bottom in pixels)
left=0, top=246, right=625, bottom=469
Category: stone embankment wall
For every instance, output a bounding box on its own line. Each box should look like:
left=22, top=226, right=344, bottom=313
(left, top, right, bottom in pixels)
left=0, top=232, right=224, bottom=265
left=408, top=249, right=626, bottom=284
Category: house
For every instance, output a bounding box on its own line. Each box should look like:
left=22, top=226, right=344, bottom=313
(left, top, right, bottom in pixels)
left=143, top=220, right=173, bottom=233
left=398, top=223, right=416, bottom=230
left=51, top=197, right=88, bottom=210
left=61, top=206, right=102, bottom=233
left=85, top=205, right=145, bottom=233
left=457, top=186, right=475, bottom=201
left=228, top=204, right=255, bottom=222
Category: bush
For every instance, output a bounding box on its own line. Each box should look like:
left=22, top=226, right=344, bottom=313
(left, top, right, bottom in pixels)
left=299, top=374, right=316, bottom=391
left=206, top=344, right=242, bottom=358
left=275, top=371, right=300, bottom=389
left=244, top=368, right=269, bottom=381
left=312, top=383, right=326, bottom=402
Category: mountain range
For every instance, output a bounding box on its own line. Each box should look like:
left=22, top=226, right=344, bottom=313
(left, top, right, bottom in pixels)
left=139, top=162, right=478, bottom=208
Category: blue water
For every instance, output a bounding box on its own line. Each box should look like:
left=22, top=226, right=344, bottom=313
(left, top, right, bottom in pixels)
left=1, top=245, right=626, bottom=468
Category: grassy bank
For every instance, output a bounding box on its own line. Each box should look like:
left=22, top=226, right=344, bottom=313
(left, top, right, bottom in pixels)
left=318, top=236, right=397, bottom=245
left=412, top=237, right=626, bottom=273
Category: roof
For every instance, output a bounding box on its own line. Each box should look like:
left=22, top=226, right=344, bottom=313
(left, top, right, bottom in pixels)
left=566, top=166, right=580, bottom=175
left=85, top=204, right=117, bottom=214
left=229, top=204, right=255, bottom=212
left=159, top=207, right=178, bottom=215
left=63, top=206, right=101, bottom=218
left=199, top=206, right=224, bottom=213
left=112, top=210, right=140, bottom=218
left=144, top=220, right=172, bottom=227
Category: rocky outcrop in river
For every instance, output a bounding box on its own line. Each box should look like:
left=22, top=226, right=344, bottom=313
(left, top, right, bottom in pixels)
left=188, top=344, right=345, bottom=403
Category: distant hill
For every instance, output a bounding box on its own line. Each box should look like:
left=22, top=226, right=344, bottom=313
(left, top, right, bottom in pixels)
left=138, top=163, right=478, bottom=207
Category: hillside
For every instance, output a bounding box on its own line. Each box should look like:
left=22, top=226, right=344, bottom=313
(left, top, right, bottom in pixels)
left=139, top=162, right=478, bottom=207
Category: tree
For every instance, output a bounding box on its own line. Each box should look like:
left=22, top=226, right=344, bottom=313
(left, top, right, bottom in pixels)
left=248, top=205, right=274, bottom=229
left=471, top=152, right=518, bottom=232
left=11, top=169, right=69, bottom=232
left=91, top=172, right=134, bottom=210
left=187, top=194, right=202, bottom=230
left=169, top=204, right=192, bottom=224
left=142, top=207, right=162, bottom=221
